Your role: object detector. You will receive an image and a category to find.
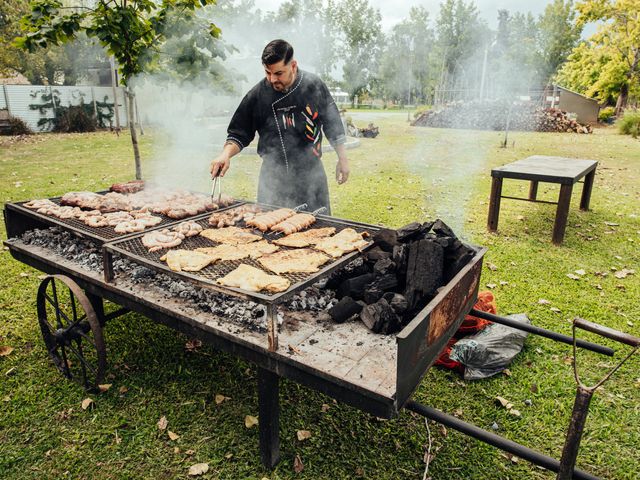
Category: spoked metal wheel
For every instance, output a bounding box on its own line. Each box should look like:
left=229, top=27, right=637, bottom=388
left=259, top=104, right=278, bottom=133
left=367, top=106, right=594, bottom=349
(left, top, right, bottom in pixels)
left=37, top=275, right=106, bottom=392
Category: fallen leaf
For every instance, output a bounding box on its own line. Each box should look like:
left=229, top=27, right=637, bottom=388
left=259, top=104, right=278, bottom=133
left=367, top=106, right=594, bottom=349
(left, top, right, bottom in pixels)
left=288, top=344, right=302, bottom=355
left=185, top=449, right=195, bottom=455
left=503, top=369, right=512, bottom=377
left=157, top=416, right=168, bottom=431
left=509, top=409, right=522, bottom=417
left=119, top=386, right=128, bottom=395
left=225, top=453, right=233, bottom=459
left=614, top=269, right=635, bottom=279
left=627, top=321, right=634, bottom=327
left=499, top=281, right=508, bottom=286
left=245, top=415, right=258, bottom=428
left=294, top=454, right=304, bottom=473
left=604, top=221, right=619, bottom=226
left=614, top=255, right=622, bottom=260
left=19, top=272, right=29, bottom=277
left=98, top=384, right=112, bottom=393
left=574, top=269, right=586, bottom=276
left=185, top=339, right=202, bottom=352
left=321, top=403, right=330, bottom=412
left=496, top=396, right=513, bottom=410
left=81, top=398, right=94, bottom=410
left=516, top=215, right=525, bottom=221
left=174, top=447, right=180, bottom=454
left=168, top=431, right=179, bottom=441
left=215, top=394, right=229, bottom=405
left=438, top=425, right=447, bottom=437
left=530, top=384, right=539, bottom=394
left=296, top=430, right=312, bottom=441
left=0, top=346, right=14, bottom=357
left=550, top=307, right=561, bottom=313
left=115, top=432, right=121, bottom=445
left=188, top=463, right=209, bottom=476
left=486, top=283, right=497, bottom=289
left=2, top=395, right=10, bottom=402
left=487, top=262, right=498, bottom=271
left=538, top=299, right=551, bottom=305
left=566, top=274, right=580, bottom=280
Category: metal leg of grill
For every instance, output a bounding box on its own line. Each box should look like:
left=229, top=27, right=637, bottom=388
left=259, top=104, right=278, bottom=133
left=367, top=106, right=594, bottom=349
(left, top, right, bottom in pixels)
left=258, top=367, right=280, bottom=468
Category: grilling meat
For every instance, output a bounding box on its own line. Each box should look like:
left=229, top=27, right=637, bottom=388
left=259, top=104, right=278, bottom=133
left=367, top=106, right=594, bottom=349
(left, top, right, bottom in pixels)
left=200, top=226, right=262, bottom=245
left=60, top=191, right=102, bottom=209
left=216, top=264, right=290, bottom=293
left=110, top=180, right=145, bottom=194
left=272, top=227, right=336, bottom=248
left=196, top=240, right=279, bottom=262
left=258, top=248, right=330, bottom=274
left=24, top=199, right=57, bottom=210
left=246, top=208, right=295, bottom=231
left=142, top=229, right=185, bottom=252
left=270, top=213, right=316, bottom=235
left=114, top=219, right=147, bottom=234
left=207, top=204, right=263, bottom=228
left=160, top=249, right=214, bottom=272
left=314, top=228, right=369, bottom=258
left=173, top=221, right=204, bottom=237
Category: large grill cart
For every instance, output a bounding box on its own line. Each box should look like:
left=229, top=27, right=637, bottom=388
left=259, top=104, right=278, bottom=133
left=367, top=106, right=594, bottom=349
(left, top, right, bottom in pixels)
left=5, top=194, right=630, bottom=480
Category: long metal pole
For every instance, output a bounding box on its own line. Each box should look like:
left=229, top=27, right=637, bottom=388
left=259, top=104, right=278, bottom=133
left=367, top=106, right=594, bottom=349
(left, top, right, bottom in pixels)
left=469, top=309, right=614, bottom=356
left=405, top=401, right=600, bottom=480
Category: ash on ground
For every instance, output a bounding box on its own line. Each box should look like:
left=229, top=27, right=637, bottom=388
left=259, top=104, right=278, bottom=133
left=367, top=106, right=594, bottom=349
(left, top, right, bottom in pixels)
left=19, top=227, right=341, bottom=333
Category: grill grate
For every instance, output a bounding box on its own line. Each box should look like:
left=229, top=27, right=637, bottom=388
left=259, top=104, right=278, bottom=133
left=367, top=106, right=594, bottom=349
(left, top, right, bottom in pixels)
left=12, top=196, right=243, bottom=243
left=105, top=204, right=381, bottom=303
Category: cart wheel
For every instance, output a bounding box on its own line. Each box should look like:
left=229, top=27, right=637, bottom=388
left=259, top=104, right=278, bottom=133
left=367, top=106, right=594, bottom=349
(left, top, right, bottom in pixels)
left=37, top=275, right=106, bottom=392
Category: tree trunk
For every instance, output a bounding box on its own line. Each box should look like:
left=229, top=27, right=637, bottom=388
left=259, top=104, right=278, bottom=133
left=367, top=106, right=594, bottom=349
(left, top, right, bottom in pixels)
left=126, top=87, right=142, bottom=180
left=615, top=82, right=629, bottom=116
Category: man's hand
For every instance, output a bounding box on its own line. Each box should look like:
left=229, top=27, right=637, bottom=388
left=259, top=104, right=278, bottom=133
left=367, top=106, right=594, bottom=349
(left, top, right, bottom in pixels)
left=336, top=157, right=350, bottom=184
left=210, top=153, right=231, bottom=178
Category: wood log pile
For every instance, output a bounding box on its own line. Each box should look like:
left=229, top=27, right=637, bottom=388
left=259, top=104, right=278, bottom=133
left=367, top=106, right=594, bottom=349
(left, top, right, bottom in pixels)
left=327, top=220, right=476, bottom=334
left=412, top=100, right=592, bottom=134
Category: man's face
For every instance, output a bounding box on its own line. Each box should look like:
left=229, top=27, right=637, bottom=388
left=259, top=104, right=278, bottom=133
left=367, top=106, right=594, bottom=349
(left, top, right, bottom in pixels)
left=264, top=59, right=297, bottom=92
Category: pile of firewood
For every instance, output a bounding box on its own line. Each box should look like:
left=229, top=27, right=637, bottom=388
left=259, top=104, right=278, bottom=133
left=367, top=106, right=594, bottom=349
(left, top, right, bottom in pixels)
left=326, top=220, right=476, bottom=334
left=412, top=100, right=592, bottom=134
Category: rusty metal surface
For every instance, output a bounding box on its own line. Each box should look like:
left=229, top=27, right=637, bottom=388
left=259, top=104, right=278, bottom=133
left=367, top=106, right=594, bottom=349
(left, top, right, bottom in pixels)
left=5, top=195, right=243, bottom=244
left=103, top=204, right=380, bottom=303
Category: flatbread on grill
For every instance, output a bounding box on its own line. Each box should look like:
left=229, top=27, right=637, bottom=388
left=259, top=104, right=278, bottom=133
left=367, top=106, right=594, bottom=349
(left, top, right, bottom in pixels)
left=272, top=227, right=336, bottom=248
left=160, top=249, right=215, bottom=272
left=216, top=264, right=290, bottom=293
left=200, top=226, right=262, bottom=245
left=314, top=228, right=369, bottom=258
left=258, top=248, right=331, bottom=274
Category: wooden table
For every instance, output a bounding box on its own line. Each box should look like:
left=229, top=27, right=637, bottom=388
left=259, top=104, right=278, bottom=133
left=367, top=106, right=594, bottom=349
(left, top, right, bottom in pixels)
left=487, top=155, right=598, bottom=245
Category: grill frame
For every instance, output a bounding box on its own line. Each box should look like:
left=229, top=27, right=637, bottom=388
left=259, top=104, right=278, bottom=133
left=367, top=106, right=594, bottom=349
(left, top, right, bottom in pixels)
left=103, top=203, right=381, bottom=303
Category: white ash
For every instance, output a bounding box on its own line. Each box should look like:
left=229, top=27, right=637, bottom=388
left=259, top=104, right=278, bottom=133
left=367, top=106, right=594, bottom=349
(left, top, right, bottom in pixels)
left=20, top=227, right=103, bottom=271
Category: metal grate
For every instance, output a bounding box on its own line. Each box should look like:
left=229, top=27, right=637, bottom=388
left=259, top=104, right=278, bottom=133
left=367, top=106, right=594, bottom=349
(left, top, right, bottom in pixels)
left=105, top=203, right=381, bottom=303
left=11, top=196, right=243, bottom=244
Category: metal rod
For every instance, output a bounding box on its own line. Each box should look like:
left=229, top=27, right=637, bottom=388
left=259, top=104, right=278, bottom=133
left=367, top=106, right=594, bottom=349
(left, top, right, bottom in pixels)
left=469, top=310, right=614, bottom=357
left=405, top=401, right=600, bottom=480
left=500, top=195, right=558, bottom=205
left=266, top=303, right=278, bottom=352
left=574, top=317, right=640, bottom=347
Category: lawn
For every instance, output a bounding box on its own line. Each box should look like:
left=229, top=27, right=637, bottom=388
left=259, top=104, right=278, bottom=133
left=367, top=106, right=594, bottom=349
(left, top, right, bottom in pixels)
left=0, top=117, right=638, bottom=480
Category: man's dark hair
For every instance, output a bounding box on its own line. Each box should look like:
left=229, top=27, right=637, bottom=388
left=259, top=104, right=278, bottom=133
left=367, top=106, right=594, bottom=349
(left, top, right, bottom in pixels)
left=261, top=39, right=294, bottom=65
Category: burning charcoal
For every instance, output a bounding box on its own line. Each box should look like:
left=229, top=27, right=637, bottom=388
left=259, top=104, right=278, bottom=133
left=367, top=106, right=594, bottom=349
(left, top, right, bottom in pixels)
left=432, top=219, right=456, bottom=238
left=396, top=222, right=423, bottom=242
left=325, top=262, right=372, bottom=290
left=337, top=273, right=376, bottom=300
left=382, top=293, right=408, bottom=314
left=360, top=298, right=401, bottom=334
left=374, top=273, right=399, bottom=292
left=421, top=221, right=435, bottom=234
left=365, top=246, right=392, bottom=263
left=443, top=240, right=476, bottom=282
left=404, top=239, right=444, bottom=311
left=392, top=244, right=409, bottom=278
left=373, top=258, right=395, bottom=275
left=329, top=296, right=363, bottom=323
left=363, top=286, right=384, bottom=304
left=373, top=229, right=398, bottom=252
left=433, top=236, right=453, bottom=248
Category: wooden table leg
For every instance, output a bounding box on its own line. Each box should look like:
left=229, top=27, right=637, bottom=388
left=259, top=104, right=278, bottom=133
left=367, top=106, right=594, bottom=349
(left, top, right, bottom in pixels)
left=528, top=180, right=539, bottom=200
left=258, top=367, right=280, bottom=468
left=553, top=184, right=574, bottom=245
left=487, top=177, right=503, bottom=232
left=579, top=170, right=595, bottom=211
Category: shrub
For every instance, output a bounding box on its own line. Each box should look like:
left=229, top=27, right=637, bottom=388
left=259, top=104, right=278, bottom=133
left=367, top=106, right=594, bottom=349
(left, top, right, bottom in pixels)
left=53, top=105, right=97, bottom=133
left=617, top=109, right=640, bottom=138
left=1, top=116, right=33, bottom=136
left=598, top=106, right=615, bottom=123
left=413, top=105, right=432, bottom=119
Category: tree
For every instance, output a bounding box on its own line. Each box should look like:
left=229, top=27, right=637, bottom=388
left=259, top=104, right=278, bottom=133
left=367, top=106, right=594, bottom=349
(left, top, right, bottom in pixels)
left=536, top=0, right=582, bottom=82
left=16, top=0, right=220, bottom=179
left=332, top=0, right=383, bottom=105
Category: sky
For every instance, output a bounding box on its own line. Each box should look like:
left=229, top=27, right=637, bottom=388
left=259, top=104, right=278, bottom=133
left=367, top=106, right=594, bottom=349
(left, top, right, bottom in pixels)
left=251, top=0, right=553, bottom=31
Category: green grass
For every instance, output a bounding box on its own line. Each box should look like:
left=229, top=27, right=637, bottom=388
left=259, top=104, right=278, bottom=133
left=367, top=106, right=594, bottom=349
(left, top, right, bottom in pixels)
left=0, top=121, right=639, bottom=480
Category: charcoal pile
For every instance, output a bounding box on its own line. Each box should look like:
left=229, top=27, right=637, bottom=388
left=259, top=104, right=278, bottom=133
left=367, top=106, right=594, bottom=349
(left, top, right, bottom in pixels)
left=412, top=100, right=592, bottom=134
left=326, top=220, right=477, bottom=335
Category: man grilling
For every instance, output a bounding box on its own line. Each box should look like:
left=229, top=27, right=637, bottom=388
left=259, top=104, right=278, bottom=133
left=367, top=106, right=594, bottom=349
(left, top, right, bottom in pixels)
left=210, top=39, right=349, bottom=214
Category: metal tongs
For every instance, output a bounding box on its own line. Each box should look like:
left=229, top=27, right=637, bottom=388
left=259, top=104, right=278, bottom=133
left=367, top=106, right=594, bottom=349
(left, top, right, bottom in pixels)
left=210, top=174, right=222, bottom=205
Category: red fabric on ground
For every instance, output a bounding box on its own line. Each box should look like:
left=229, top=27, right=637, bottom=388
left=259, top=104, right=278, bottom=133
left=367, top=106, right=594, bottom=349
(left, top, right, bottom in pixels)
left=434, top=291, right=496, bottom=371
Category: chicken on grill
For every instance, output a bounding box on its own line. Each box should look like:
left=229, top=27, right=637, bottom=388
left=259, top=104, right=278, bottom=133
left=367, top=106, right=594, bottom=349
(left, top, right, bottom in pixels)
left=200, top=226, right=262, bottom=245
left=246, top=208, right=295, bottom=232
left=270, top=213, right=316, bottom=235
left=216, top=264, right=290, bottom=293
left=258, top=248, right=330, bottom=274
left=160, top=249, right=214, bottom=272
left=314, top=228, right=369, bottom=258
left=196, top=240, right=278, bottom=261
left=172, top=221, right=204, bottom=237
left=272, top=227, right=336, bottom=248
left=207, top=204, right=263, bottom=228
left=142, top=229, right=185, bottom=252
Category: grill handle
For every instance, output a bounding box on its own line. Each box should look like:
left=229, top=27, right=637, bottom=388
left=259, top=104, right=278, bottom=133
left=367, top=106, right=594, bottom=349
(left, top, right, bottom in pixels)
left=574, top=317, right=640, bottom=347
